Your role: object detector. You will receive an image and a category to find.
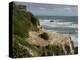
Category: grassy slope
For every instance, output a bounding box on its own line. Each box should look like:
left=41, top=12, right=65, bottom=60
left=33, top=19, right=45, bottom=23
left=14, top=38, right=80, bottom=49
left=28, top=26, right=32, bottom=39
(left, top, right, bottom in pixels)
left=13, top=4, right=40, bottom=38
left=12, top=4, right=40, bottom=58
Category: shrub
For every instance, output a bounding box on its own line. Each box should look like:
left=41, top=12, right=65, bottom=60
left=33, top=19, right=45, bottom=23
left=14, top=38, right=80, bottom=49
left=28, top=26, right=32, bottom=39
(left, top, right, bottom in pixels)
left=74, top=47, right=78, bottom=54
left=39, top=32, right=49, bottom=40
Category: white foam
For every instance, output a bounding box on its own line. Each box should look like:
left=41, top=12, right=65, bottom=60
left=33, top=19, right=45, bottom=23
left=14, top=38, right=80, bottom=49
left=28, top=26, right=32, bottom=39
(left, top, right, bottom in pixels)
left=40, top=19, right=78, bottom=47
left=40, top=19, right=77, bottom=28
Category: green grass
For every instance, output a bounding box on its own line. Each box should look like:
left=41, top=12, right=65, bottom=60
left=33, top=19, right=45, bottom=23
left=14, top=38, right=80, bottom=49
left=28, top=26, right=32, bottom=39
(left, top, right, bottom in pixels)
left=12, top=3, right=40, bottom=58
left=13, top=4, right=40, bottom=38
left=13, top=35, right=31, bottom=58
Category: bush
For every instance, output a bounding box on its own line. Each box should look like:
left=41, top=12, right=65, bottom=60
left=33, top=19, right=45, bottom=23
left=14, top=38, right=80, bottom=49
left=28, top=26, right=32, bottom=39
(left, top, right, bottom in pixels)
left=74, top=47, right=78, bottom=54
left=31, top=15, right=40, bottom=26
left=39, top=32, right=49, bottom=40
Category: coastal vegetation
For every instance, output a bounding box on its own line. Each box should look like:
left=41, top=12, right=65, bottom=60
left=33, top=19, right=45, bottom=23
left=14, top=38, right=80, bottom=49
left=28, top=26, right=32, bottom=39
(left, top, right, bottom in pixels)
left=13, top=4, right=40, bottom=58
left=39, top=32, right=49, bottom=40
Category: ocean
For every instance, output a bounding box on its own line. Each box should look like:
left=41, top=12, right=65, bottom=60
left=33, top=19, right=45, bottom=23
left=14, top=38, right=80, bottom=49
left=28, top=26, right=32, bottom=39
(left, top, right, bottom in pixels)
left=38, top=16, right=78, bottom=46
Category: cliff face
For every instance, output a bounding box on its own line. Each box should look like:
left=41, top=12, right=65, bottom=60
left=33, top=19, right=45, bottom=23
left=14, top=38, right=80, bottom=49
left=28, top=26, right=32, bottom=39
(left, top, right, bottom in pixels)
left=26, top=31, right=74, bottom=56
left=48, top=32, right=74, bottom=54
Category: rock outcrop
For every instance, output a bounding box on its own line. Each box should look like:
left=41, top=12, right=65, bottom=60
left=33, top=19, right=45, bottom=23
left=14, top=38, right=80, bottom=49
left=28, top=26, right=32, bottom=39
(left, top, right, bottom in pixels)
left=26, top=30, right=74, bottom=55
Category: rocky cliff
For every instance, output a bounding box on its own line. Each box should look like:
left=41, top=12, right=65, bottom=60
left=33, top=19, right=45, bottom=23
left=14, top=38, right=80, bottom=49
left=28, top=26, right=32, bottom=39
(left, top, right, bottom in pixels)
left=26, top=30, right=75, bottom=56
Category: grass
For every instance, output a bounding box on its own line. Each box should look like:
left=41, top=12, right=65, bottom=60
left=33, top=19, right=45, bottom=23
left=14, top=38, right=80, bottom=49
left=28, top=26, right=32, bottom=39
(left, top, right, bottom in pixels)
left=13, top=35, right=42, bottom=58
left=12, top=3, right=40, bottom=58
left=13, top=3, right=40, bottom=38
left=13, top=35, right=31, bottom=58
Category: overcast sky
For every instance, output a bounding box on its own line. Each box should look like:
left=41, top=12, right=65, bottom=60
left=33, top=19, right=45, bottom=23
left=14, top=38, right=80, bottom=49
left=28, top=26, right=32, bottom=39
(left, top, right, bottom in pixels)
left=15, top=2, right=78, bottom=16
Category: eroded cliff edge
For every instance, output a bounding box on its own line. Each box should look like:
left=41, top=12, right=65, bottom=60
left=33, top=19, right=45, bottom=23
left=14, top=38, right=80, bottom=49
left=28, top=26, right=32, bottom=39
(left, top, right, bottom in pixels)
left=26, top=29, right=75, bottom=56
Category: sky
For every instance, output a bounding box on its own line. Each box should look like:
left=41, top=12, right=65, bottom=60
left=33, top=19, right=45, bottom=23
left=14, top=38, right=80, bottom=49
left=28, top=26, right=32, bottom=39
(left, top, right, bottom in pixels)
left=15, top=2, right=78, bottom=16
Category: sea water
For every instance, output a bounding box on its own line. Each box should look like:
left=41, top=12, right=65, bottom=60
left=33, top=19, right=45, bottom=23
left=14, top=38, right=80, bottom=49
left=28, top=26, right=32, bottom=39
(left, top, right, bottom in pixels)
left=38, top=16, right=78, bottom=46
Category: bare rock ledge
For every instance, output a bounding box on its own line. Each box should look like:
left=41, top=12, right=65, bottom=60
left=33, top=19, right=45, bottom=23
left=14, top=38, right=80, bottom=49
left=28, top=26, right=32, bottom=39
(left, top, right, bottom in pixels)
left=26, top=30, right=75, bottom=55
